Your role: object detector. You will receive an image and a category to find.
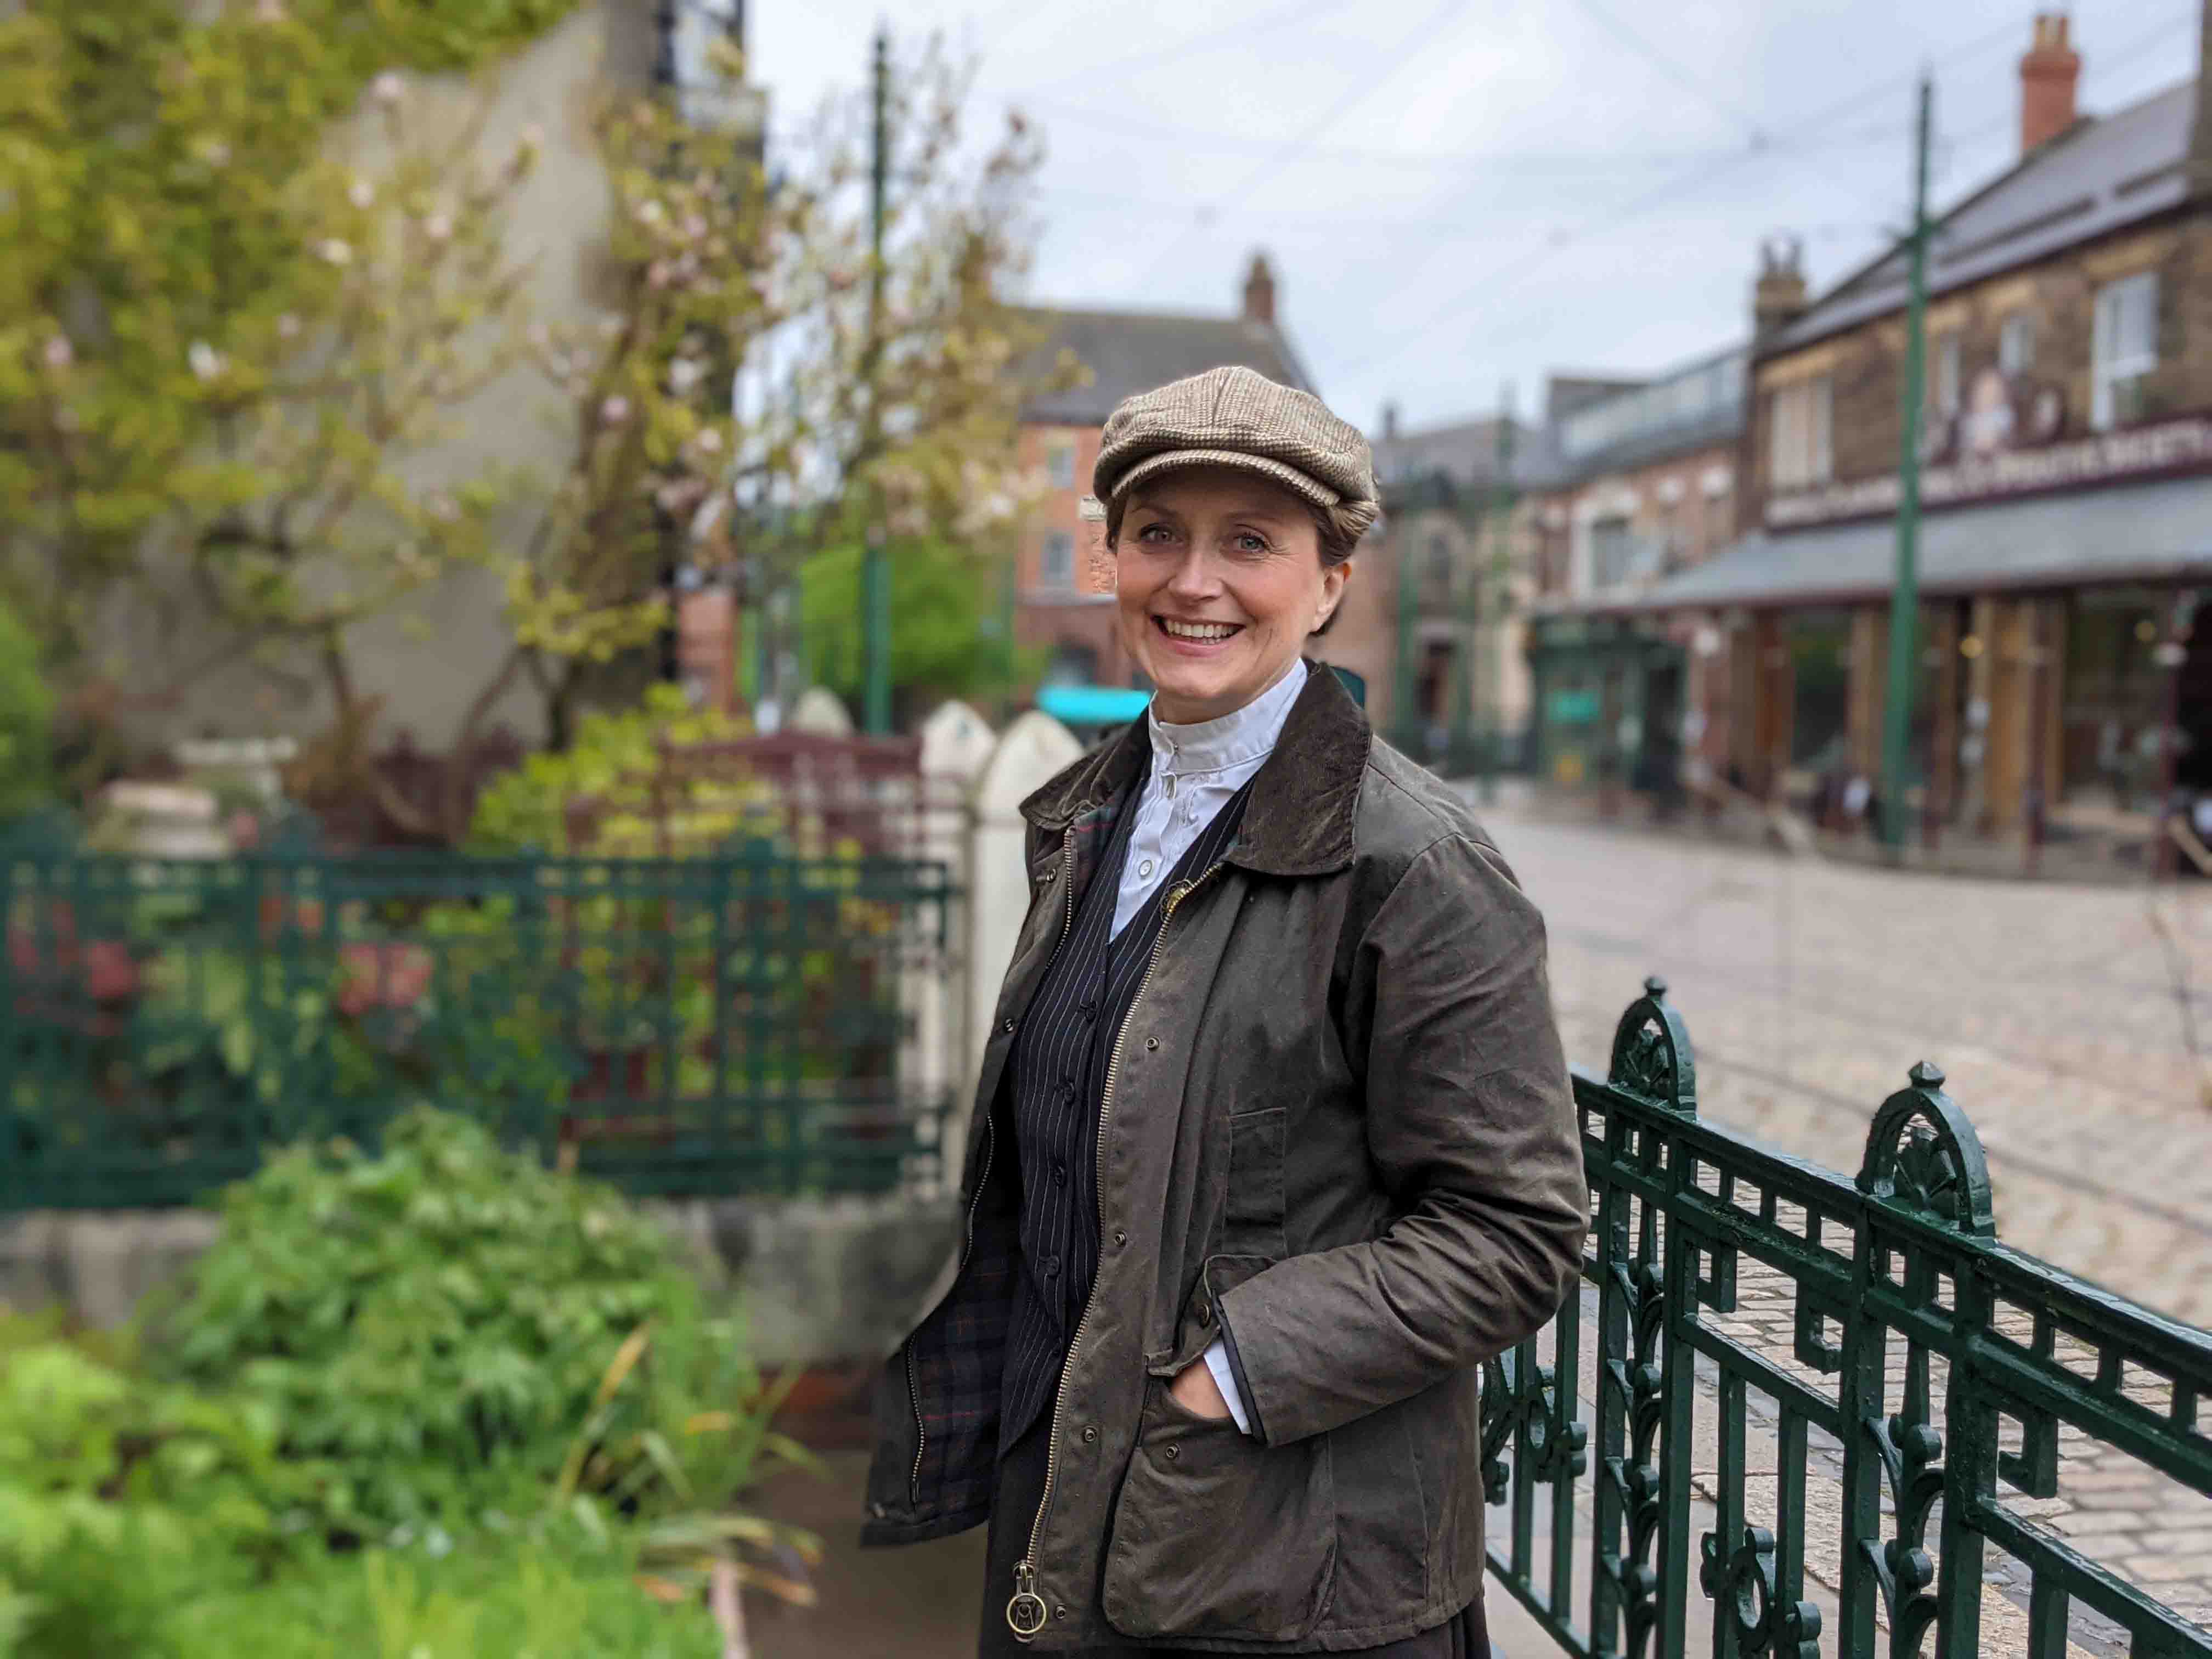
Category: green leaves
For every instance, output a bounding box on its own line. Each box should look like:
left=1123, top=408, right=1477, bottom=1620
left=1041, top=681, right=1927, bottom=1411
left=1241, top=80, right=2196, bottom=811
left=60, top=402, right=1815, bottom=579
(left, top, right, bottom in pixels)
left=147, top=1108, right=736, bottom=1538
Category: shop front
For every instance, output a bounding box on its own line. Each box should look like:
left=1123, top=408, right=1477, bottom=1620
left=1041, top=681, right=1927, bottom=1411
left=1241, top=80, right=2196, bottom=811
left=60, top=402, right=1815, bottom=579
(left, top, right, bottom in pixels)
left=1634, top=475, right=2212, bottom=843
left=1526, top=612, right=1689, bottom=803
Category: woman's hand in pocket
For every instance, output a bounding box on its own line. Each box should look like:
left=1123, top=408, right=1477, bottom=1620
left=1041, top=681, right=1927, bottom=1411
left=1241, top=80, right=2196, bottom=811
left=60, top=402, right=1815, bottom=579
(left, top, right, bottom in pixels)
left=1168, top=1356, right=1233, bottom=1421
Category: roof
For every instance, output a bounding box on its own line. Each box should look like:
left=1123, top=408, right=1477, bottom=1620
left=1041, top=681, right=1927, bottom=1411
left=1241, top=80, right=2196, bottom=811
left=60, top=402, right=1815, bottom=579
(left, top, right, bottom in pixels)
left=1582, top=474, right=2212, bottom=612
left=1015, top=306, right=1316, bottom=426
left=1771, top=79, right=2199, bottom=353
left=1362, top=416, right=1539, bottom=493
left=1550, top=343, right=1748, bottom=483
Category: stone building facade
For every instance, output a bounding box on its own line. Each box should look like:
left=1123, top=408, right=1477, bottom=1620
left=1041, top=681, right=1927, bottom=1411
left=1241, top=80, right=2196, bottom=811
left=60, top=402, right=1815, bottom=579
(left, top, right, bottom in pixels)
left=1307, top=406, right=1544, bottom=757
left=1518, top=340, right=1752, bottom=797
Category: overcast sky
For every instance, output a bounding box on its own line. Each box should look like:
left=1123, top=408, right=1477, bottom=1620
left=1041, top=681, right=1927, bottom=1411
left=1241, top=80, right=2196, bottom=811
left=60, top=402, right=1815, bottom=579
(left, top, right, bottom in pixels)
left=751, top=0, right=2203, bottom=438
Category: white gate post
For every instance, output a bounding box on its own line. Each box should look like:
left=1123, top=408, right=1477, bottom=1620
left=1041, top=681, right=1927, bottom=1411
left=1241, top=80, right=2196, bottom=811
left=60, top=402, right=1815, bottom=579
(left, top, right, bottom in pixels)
left=912, top=701, right=998, bottom=1192
left=958, top=713, right=1082, bottom=1147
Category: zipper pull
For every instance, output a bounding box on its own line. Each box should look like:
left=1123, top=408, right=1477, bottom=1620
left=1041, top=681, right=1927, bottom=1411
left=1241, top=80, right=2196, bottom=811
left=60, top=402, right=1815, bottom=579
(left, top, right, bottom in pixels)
left=1006, top=1561, right=1048, bottom=1641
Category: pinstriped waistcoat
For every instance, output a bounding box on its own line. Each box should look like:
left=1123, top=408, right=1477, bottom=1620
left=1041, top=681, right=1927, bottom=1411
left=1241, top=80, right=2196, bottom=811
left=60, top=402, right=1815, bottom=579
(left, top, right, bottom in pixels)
left=997, top=768, right=1254, bottom=1456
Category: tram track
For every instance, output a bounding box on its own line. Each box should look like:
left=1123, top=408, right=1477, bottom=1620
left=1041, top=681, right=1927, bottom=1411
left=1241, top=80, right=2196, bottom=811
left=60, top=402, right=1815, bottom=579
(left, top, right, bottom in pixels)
left=1686, top=1044, right=2212, bottom=1245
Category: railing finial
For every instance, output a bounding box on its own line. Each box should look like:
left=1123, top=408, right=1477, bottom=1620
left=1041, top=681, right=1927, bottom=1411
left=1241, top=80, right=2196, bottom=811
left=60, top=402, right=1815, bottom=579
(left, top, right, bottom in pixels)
left=1607, top=975, right=1697, bottom=1114
left=1856, top=1061, right=1995, bottom=1237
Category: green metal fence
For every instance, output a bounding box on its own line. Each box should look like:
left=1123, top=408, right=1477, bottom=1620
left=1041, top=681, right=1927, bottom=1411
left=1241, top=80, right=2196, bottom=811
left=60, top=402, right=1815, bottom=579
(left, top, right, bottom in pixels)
left=1485, top=978, right=2212, bottom=1659
left=0, top=842, right=959, bottom=1208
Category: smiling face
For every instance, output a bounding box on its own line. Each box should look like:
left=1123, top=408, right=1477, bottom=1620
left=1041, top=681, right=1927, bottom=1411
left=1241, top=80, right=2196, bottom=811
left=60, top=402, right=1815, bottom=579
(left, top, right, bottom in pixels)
left=1112, top=465, right=1354, bottom=725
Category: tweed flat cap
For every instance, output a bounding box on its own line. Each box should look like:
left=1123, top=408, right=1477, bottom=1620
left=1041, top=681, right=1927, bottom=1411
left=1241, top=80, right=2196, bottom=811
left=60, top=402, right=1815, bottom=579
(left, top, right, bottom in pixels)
left=1090, top=365, right=1377, bottom=515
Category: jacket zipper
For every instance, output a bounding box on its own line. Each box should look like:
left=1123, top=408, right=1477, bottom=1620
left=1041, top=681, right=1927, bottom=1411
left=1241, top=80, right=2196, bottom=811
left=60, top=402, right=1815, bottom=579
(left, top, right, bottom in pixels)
left=1006, top=860, right=1227, bottom=1642
left=909, top=829, right=1071, bottom=1508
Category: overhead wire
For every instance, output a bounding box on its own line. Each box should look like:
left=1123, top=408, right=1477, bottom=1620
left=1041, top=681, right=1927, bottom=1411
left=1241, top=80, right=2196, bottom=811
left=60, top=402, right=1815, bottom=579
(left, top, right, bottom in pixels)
left=1013, top=0, right=1367, bottom=99
left=1120, top=0, right=1474, bottom=291
left=1345, top=6, right=2152, bottom=383
left=1042, top=101, right=1914, bottom=173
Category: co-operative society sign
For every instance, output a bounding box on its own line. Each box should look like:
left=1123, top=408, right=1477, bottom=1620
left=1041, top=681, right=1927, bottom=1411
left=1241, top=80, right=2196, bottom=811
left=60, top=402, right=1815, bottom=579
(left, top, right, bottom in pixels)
left=1765, top=413, right=2212, bottom=529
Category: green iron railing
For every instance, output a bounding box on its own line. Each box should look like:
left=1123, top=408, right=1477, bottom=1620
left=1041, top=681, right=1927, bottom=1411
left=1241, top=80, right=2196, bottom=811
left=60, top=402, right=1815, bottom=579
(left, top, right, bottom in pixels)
left=0, top=843, right=959, bottom=1207
left=1485, top=977, right=2212, bottom=1659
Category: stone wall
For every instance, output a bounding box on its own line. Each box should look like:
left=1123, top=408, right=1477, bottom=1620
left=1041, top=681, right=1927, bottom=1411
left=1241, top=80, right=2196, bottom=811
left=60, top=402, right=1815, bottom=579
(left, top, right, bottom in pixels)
left=0, top=1193, right=959, bottom=1370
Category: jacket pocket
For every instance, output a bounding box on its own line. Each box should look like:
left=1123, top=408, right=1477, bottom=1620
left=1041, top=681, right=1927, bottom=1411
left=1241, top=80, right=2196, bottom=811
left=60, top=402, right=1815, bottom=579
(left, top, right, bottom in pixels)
left=1101, top=1376, right=1338, bottom=1643
left=1223, top=1107, right=1288, bottom=1259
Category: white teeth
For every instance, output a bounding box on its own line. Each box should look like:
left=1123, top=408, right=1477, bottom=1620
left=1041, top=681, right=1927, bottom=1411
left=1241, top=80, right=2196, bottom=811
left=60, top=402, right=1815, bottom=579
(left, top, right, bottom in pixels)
left=1159, top=619, right=1238, bottom=641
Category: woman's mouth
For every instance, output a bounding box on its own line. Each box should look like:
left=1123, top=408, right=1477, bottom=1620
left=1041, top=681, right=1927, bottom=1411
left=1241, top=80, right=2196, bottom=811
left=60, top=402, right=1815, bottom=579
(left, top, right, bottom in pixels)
left=1153, top=616, right=1244, bottom=650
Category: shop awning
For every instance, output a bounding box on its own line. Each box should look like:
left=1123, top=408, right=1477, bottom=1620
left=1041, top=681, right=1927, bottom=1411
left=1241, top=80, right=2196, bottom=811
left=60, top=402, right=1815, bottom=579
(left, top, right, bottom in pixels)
left=1609, top=476, right=2212, bottom=613
left=1037, top=685, right=1153, bottom=726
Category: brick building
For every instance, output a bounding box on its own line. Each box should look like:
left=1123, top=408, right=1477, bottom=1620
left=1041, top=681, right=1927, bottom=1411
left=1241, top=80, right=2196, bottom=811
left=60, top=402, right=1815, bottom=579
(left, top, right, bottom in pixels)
left=1519, top=334, right=1753, bottom=794
left=1604, top=12, right=2212, bottom=842
left=1008, top=255, right=1316, bottom=696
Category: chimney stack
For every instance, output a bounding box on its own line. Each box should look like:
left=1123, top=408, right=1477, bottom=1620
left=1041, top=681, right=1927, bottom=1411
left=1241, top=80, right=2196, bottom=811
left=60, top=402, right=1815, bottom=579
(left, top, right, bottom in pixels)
left=1382, top=402, right=1401, bottom=443
left=1751, top=236, right=1809, bottom=343
left=2020, top=13, right=2082, bottom=155
left=1241, top=252, right=1277, bottom=326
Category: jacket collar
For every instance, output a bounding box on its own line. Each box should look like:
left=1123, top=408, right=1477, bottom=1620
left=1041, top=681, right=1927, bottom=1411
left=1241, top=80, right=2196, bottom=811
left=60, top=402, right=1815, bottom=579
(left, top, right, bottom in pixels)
left=1020, top=659, right=1369, bottom=877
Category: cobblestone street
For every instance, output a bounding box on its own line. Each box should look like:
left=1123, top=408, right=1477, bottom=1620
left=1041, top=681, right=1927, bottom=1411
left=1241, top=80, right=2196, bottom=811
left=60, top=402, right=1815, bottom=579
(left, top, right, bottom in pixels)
left=1485, top=797, right=2212, bottom=1329
left=1482, top=798, right=2212, bottom=1647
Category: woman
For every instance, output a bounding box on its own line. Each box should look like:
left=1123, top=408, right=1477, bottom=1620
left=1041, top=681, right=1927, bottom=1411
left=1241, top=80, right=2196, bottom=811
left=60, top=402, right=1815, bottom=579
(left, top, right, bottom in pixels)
left=864, top=366, right=1587, bottom=1657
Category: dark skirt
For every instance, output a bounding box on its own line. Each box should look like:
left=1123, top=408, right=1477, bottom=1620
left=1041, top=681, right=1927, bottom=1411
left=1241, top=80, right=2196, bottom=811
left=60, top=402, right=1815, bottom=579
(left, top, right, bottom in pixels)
left=977, top=1413, right=1492, bottom=1659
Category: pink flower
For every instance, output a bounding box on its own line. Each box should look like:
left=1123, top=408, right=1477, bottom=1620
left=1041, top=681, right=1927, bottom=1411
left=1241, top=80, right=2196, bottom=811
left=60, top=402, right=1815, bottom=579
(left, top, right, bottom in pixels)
left=599, top=396, right=630, bottom=426
left=255, top=0, right=287, bottom=20
left=370, top=71, right=405, bottom=107
left=348, top=177, right=374, bottom=210
left=317, top=238, right=352, bottom=266
left=422, top=211, right=453, bottom=242
left=693, top=427, right=723, bottom=453
left=42, top=335, right=71, bottom=370
left=276, top=313, right=301, bottom=339
left=188, top=341, right=224, bottom=381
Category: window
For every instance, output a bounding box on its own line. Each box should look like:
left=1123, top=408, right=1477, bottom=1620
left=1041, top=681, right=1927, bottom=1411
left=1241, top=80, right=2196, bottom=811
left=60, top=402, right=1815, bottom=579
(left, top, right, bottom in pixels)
left=2000, top=312, right=2038, bottom=377
left=1769, top=376, right=1832, bottom=490
left=1045, top=438, right=1076, bottom=490
left=1039, top=531, right=1076, bottom=590
left=1427, top=533, right=1453, bottom=584
left=1932, top=331, right=1962, bottom=416
left=1590, top=518, right=1635, bottom=590
left=2093, top=272, right=2159, bottom=430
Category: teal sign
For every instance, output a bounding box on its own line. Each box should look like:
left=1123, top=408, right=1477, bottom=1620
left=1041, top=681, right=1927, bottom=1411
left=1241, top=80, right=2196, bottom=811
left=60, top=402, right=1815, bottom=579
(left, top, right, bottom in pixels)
left=1547, top=689, right=1600, bottom=724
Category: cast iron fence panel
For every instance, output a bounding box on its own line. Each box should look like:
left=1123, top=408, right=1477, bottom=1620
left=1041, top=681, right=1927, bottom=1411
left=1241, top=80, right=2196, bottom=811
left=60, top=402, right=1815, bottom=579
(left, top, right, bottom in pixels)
left=0, top=841, right=958, bottom=1209
left=1482, top=977, right=2212, bottom=1659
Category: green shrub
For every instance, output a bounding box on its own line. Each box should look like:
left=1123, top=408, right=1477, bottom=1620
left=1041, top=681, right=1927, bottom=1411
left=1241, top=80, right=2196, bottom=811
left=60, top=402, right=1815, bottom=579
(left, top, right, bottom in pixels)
left=0, top=1312, right=320, bottom=1658
left=145, top=1108, right=736, bottom=1537
left=467, top=683, right=772, bottom=856
left=0, top=595, right=52, bottom=826
left=166, top=1533, right=726, bottom=1659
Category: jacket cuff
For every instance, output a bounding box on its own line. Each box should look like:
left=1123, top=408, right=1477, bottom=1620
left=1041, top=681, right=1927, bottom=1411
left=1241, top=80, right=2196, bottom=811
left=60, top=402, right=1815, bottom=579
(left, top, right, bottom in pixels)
left=1212, top=1307, right=1268, bottom=1443
left=1200, top=1339, right=1252, bottom=1435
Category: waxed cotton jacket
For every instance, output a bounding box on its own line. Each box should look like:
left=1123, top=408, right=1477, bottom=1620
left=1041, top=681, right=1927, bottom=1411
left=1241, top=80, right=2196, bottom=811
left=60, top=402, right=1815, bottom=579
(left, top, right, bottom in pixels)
left=862, top=664, right=1588, bottom=1654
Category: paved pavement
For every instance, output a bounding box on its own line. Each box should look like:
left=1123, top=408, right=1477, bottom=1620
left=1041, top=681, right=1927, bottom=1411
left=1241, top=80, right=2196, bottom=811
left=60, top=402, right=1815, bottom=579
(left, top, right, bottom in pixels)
left=1476, top=796, right=2212, bottom=1649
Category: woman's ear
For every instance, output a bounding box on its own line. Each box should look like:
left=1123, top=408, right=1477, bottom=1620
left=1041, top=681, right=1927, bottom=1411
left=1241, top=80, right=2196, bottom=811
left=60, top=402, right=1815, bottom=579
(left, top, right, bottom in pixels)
left=1313, top=558, right=1355, bottom=631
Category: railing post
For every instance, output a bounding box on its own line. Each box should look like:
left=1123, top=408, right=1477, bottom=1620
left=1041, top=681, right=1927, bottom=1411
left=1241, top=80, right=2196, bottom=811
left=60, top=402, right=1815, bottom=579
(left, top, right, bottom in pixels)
left=1849, top=1062, right=1997, bottom=1659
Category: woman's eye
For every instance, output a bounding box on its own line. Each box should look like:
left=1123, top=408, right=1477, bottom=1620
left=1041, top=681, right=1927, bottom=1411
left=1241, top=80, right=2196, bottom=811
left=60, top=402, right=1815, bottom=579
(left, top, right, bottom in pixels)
left=1233, top=533, right=1270, bottom=554
left=1138, top=523, right=1173, bottom=543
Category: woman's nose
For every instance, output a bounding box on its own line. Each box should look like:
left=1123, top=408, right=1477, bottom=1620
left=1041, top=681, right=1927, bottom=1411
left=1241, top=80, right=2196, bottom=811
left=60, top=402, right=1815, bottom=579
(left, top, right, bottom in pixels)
left=1165, top=547, right=1217, bottom=597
